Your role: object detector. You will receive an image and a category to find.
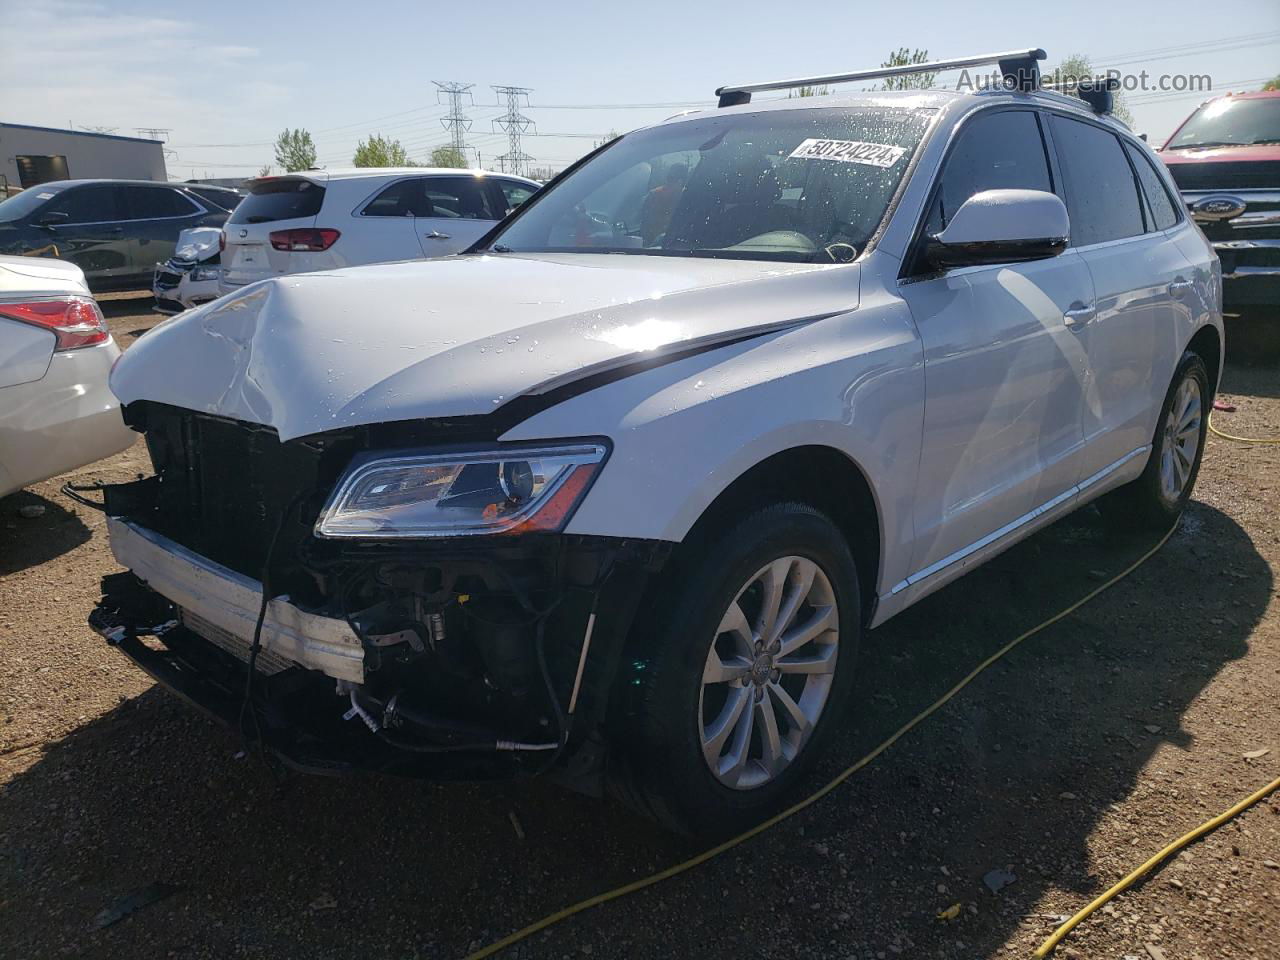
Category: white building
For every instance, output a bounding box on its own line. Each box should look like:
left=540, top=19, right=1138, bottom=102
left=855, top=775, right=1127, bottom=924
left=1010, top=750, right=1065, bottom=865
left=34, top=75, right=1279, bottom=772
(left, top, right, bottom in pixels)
left=0, top=124, right=167, bottom=193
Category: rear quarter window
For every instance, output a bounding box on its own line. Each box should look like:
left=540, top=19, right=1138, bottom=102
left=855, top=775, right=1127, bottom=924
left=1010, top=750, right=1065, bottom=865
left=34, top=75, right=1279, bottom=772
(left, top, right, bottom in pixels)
left=229, top=179, right=325, bottom=224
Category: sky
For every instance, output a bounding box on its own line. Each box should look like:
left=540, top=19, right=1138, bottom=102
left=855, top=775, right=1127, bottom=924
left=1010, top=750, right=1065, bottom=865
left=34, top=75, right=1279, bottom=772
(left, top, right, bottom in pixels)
left=1, top=0, right=1277, bottom=181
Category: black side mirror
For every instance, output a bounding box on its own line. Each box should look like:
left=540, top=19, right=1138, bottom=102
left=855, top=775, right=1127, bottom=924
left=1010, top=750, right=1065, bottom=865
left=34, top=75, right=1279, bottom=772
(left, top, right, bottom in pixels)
left=36, top=212, right=69, bottom=228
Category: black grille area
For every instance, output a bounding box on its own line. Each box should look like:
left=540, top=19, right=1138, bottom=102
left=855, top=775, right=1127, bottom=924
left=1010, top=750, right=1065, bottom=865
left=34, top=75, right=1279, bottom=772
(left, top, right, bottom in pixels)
left=137, top=404, right=353, bottom=581
left=1166, top=160, right=1280, bottom=191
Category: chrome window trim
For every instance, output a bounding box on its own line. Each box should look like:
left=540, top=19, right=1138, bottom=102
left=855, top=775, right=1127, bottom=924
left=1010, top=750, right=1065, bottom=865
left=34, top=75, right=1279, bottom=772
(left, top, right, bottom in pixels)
left=352, top=173, right=503, bottom=221
left=46, top=185, right=208, bottom=227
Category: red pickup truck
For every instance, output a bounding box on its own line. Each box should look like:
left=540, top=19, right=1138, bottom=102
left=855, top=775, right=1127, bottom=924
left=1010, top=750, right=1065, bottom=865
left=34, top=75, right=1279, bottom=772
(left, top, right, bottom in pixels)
left=1159, top=90, right=1279, bottom=358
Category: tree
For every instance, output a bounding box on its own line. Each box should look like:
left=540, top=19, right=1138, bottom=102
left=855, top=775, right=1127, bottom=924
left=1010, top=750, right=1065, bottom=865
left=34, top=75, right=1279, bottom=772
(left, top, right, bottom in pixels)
left=353, top=133, right=414, bottom=167
left=1263, top=76, right=1280, bottom=92
left=428, top=145, right=468, bottom=168
left=788, top=85, right=830, bottom=98
left=881, top=48, right=935, bottom=90
left=257, top=164, right=272, bottom=178
left=1049, top=54, right=1134, bottom=126
left=594, top=129, right=621, bottom=149
left=274, top=128, right=316, bottom=172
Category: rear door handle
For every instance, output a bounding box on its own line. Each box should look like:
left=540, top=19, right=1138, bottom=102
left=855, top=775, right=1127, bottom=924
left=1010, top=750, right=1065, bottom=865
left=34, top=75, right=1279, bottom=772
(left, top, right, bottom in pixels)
left=1168, top=278, right=1195, bottom=297
left=1063, top=302, right=1096, bottom=328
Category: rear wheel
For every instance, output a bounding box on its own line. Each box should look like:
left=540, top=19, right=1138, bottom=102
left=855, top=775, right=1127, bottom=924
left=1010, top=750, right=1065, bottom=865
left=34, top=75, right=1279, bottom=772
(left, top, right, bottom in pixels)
left=609, top=503, right=860, bottom=835
left=1097, top=351, right=1210, bottom=530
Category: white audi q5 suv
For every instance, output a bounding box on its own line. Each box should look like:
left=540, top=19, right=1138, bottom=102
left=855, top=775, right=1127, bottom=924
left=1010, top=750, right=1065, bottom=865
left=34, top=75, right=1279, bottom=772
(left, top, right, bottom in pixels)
left=93, top=49, right=1221, bottom=834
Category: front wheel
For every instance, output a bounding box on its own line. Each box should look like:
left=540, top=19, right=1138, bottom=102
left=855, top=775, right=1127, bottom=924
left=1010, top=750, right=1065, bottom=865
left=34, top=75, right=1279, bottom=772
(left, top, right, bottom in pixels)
left=609, top=503, right=860, bottom=835
left=1097, top=351, right=1210, bottom=530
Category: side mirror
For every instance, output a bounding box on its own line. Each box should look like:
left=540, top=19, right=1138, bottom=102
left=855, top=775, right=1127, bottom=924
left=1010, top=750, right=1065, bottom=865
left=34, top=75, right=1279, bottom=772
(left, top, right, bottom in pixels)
left=926, top=189, right=1068, bottom=270
left=36, top=211, right=69, bottom=228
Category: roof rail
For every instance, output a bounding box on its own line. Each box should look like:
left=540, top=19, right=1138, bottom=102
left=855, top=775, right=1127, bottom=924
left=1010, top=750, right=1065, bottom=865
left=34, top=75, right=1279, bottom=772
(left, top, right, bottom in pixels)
left=715, top=48, right=1046, bottom=108
left=1041, top=74, right=1121, bottom=114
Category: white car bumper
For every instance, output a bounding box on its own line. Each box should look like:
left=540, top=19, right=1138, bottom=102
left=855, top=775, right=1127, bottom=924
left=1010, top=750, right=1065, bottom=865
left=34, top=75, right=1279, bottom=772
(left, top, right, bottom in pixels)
left=0, top=339, right=135, bottom=498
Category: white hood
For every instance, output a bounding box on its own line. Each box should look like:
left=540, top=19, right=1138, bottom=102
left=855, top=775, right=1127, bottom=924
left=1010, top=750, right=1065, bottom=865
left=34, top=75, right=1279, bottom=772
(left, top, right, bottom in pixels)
left=172, top=227, right=223, bottom=263
left=111, top=253, right=859, bottom=440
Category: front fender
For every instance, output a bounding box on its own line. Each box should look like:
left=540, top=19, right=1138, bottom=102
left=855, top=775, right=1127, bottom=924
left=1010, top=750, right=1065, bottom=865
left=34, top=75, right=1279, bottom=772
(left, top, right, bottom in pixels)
left=500, top=300, right=924, bottom=598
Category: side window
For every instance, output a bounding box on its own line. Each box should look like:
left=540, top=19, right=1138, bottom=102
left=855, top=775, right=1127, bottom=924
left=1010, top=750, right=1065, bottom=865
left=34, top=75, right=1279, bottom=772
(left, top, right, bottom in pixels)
left=42, top=184, right=123, bottom=223
left=362, top=179, right=422, bottom=217
left=1049, top=116, right=1145, bottom=246
left=125, top=186, right=200, bottom=219
left=924, top=110, right=1052, bottom=235
left=1123, top=141, right=1181, bottom=231
left=422, top=176, right=498, bottom=220
left=496, top=179, right=537, bottom=215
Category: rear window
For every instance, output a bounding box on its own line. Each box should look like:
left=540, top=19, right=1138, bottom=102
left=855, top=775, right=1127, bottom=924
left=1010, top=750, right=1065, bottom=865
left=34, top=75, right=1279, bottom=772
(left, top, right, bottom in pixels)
left=229, top=178, right=324, bottom=224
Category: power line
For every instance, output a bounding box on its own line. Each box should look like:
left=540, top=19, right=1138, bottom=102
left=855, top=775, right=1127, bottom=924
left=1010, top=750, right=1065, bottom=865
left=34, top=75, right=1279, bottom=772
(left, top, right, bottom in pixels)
left=492, top=85, right=536, bottom=176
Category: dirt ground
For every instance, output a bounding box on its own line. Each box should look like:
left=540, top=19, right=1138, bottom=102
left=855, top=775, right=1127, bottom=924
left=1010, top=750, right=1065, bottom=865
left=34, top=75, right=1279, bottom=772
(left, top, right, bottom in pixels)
left=1, top=296, right=1277, bottom=960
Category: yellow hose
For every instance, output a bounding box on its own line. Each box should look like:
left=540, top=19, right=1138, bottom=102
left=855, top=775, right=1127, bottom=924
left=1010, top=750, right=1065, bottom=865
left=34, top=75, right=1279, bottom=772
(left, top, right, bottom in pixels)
left=465, top=525, right=1180, bottom=960
left=1208, top=410, right=1280, bottom=444
left=1035, top=772, right=1280, bottom=957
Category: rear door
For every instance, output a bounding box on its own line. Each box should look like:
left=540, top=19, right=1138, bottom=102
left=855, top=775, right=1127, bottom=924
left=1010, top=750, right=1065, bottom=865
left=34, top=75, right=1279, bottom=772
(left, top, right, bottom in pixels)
left=344, top=177, right=427, bottom=265
left=37, top=184, right=134, bottom=286
left=122, top=184, right=206, bottom=277
left=221, top=176, right=325, bottom=289
left=1047, top=114, right=1193, bottom=484
left=897, top=108, right=1094, bottom=578
left=414, top=175, right=502, bottom=256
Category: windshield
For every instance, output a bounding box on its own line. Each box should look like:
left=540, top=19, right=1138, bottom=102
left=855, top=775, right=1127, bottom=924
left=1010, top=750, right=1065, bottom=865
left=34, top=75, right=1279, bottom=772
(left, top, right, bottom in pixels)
left=490, top=106, right=936, bottom=262
left=0, top=184, right=65, bottom=223
left=1166, top=97, right=1280, bottom=149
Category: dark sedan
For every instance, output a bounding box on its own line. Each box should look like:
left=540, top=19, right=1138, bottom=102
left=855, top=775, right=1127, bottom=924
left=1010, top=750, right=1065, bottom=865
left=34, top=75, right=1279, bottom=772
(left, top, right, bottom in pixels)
left=0, top=180, right=240, bottom=292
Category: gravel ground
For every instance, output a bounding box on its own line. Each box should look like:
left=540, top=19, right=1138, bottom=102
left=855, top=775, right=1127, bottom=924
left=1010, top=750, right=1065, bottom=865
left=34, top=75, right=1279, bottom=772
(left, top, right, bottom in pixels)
left=1, top=296, right=1277, bottom=960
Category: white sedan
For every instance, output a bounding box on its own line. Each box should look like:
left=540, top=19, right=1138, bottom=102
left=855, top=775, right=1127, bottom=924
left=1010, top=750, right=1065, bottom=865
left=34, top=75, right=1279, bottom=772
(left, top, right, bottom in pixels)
left=0, top=256, right=134, bottom=498
left=218, top=168, right=539, bottom=295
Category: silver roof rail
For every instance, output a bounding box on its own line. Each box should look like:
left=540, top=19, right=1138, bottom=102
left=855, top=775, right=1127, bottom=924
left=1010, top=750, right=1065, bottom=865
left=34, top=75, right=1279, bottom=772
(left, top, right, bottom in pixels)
left=715, top=47, right=1046, bottom=107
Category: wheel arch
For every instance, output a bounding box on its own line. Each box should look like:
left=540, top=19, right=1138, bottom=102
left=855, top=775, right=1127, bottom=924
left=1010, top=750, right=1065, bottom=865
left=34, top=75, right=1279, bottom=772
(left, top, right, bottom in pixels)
left=1186, top=323, right=1222, bottom=398
left=680, top=444, right=883, bottom=626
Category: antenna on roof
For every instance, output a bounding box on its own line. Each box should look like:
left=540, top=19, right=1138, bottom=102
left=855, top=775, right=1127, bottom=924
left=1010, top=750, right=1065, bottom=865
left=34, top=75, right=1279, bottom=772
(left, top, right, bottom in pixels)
left=715, top=47, right=1047, bottom=107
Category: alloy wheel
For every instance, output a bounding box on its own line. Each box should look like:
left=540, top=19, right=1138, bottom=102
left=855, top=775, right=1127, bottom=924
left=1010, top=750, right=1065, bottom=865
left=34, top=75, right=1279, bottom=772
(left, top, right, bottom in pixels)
left=698, top=555, right=839, bottom=790
left=1159, top=375, right=1202, bottom=504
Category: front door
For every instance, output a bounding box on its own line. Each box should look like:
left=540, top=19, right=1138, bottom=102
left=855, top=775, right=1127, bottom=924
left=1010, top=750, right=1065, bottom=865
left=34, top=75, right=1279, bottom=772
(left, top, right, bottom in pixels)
left=38, top=184, right=134, bottom=286
left=898, top=108, right=1094, bottom=578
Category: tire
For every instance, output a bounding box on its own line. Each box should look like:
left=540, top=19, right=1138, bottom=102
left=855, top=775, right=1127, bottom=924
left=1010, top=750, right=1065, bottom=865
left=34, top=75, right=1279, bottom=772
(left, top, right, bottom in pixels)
left=608, top=502, right=860, bottom=836
left=1097, top=351, right=1210, bottom=531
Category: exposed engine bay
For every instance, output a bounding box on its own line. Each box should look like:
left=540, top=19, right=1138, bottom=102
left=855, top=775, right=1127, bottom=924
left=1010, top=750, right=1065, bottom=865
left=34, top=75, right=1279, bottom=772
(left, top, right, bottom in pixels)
left=89, top=401, right=667, bottom=790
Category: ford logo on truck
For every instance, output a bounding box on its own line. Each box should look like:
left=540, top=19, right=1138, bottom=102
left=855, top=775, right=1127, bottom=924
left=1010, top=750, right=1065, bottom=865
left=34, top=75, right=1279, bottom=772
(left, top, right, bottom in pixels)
left=1189, top=195, right=1247, bottom=221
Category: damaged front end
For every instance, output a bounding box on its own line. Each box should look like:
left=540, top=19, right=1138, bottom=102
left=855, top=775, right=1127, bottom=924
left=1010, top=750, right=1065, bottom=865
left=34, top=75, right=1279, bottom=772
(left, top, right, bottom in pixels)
left=90, top=402, right=666, bottom=790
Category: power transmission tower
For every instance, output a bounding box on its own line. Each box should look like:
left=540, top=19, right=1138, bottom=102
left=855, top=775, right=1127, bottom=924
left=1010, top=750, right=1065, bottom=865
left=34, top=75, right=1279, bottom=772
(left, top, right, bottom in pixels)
left=434, top=81, right=474, bottom=157
left=135, top=127, right=171, bottom=141
left=492, top=85, right=535, bottom=176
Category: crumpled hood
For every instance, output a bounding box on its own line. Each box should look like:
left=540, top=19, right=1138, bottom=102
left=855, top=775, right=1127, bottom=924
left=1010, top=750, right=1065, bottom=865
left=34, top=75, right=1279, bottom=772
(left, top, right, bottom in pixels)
left=111, top=253, right=858, bottom=440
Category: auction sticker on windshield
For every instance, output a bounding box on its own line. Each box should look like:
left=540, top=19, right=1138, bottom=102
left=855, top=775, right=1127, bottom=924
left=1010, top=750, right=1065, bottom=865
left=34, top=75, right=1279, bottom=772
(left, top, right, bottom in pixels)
left=788, top=139, right=907, bottom=168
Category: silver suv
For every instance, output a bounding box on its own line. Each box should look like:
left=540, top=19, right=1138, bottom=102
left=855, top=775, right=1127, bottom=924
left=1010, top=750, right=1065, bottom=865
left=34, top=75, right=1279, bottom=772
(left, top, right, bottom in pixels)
left=96, top=49, right=1221, bottom=834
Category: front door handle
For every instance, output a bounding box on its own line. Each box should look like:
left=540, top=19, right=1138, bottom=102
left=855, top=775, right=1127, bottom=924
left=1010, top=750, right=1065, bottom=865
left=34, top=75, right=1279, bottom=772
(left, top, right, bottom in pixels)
left=1063, top=302, right=1096, bottom=328
left=424, top=230, right=451, bottom=240
left=1168, top=278, right=1195, bottom=298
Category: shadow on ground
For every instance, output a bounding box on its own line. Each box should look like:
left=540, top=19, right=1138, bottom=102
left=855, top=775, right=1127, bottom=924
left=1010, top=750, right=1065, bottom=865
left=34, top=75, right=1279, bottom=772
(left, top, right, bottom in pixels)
left=0, top=490, right=91, bottom=576
left=0, top=501, right=1269, bottom=959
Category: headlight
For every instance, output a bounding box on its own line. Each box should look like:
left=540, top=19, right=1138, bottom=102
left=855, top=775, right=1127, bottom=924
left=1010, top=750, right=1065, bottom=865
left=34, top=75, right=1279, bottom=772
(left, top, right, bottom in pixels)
left=315, top=443, right=608, bottom=539
left=190, top=266, right=220, bottom=281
